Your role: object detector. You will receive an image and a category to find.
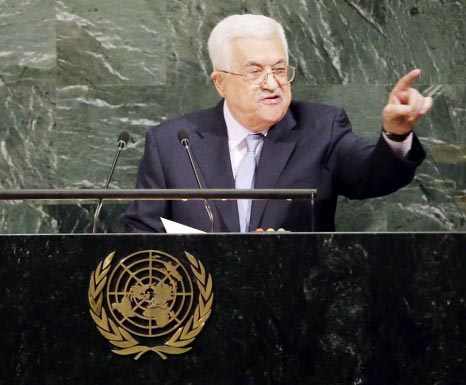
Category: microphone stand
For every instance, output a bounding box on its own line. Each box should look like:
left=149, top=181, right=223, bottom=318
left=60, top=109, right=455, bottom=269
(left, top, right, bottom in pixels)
left=92, top=137, right=127, bottom=233
left=180, top=137, right=214, bottom=233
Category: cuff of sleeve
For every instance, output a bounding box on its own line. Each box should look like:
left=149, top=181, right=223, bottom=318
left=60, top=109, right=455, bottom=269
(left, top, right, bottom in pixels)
left=382, top=131, right=413, bottom=158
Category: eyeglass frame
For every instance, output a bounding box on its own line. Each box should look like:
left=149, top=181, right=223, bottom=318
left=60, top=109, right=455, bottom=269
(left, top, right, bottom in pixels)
left=216, top=65, right=296, bottom=88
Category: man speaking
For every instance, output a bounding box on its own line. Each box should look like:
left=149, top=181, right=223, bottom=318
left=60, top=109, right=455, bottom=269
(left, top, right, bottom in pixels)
left=124, top=14, right=432, bottom=233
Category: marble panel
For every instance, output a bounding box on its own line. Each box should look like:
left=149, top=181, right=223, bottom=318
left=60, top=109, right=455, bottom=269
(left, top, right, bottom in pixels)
left=0, top=0, right=465, bottom=233
left=0, top=201, right=58, bottom=233
left=56, top=0, right=167, bottom=86
left=0, top=82, right=56, bottom=189
left=54, top=85, right=166, bottom=188
left=0, top=0, right=56, bottom=84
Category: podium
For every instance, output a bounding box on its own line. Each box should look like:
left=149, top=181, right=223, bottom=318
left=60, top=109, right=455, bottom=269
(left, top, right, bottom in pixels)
left=0, top=233, right=464, bottom=385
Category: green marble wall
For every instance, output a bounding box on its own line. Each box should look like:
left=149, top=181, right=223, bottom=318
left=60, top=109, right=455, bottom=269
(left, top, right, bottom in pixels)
left=0, top=0, right=465, bottom=233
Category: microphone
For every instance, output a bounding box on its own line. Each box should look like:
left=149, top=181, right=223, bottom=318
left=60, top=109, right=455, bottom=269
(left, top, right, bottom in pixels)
left=117, top=131, right=130, bottom=149
left=177, top=130, right=214, bottom=232
left=92, top=131, right=130, bottom=233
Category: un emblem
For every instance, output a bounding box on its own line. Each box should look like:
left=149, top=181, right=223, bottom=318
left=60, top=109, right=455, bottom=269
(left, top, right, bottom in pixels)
left=88, top=250, right=213, bottom=360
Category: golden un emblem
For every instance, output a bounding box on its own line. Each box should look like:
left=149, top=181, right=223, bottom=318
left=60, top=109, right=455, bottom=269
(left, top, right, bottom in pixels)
left=88, top=250, right=213, bottom=360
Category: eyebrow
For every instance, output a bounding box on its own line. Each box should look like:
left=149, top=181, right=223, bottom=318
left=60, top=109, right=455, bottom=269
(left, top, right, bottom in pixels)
left=244, top=59, right=286, bottom=67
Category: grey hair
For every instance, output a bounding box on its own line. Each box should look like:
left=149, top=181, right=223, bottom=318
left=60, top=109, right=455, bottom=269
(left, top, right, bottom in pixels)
left=208, top=14, right=289, bottom=71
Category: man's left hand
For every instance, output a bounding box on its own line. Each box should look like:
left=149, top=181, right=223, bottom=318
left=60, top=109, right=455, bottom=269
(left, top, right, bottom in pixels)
left=382, top=69, right=433, bottom=135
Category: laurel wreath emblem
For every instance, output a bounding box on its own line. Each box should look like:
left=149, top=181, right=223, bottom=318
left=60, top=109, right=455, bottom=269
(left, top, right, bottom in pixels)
left=88, top=250, right=213, bottom=360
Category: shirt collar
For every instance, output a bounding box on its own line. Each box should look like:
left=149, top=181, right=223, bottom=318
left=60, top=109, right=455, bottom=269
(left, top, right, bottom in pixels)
left=223, top=101, right=268, bottom=151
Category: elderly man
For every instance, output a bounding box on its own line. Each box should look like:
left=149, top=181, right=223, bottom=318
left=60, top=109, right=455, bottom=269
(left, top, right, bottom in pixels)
left=124, top=14, right=432, bottom=233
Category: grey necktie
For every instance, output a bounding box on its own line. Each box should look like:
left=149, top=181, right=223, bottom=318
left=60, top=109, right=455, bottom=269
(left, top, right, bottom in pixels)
left=235, top=133, right=264, bottom=232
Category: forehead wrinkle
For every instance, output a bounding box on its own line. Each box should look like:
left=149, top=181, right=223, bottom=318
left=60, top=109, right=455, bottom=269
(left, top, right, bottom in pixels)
left=243, top=58, right=287, bottom=68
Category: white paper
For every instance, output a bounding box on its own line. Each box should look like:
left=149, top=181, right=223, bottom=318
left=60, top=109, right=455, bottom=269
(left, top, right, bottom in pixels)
left=161, top=217, right=205, bottom=234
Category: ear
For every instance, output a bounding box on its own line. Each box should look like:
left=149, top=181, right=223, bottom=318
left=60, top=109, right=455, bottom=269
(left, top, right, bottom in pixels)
left=211, top=72, right=226, bottom=98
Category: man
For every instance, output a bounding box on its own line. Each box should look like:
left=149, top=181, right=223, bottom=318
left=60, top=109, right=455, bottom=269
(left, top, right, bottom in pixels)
left=124, top=14, right=432, bottom=233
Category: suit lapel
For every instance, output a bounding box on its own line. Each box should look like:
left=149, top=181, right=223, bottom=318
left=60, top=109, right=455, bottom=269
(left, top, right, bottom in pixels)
left=249, top=110, right=298, bottom=230
left=188, top=101, right=240, bottom=232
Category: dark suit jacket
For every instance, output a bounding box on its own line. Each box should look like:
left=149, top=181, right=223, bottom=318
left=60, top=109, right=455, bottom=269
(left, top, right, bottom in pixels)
left=124, top=100, right=425, bottom=232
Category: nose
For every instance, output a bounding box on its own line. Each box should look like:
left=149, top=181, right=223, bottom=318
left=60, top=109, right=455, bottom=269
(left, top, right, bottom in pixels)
left=261, top=70, right=279, bottom=91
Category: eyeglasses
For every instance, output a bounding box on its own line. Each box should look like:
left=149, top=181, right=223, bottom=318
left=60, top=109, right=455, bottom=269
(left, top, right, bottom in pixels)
left=217, top=65, right=296, bottom=88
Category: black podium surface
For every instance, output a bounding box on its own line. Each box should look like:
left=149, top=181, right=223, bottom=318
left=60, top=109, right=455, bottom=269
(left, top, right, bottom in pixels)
left=0, top=233, right=465, bottom=385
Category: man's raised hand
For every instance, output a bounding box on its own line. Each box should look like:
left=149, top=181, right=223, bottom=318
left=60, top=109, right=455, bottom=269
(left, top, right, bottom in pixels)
left=382, top=69, right=433, bottom=135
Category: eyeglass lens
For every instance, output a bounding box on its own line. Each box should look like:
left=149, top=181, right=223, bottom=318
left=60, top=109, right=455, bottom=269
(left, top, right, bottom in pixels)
left=248, top=66, right=295, bottom=86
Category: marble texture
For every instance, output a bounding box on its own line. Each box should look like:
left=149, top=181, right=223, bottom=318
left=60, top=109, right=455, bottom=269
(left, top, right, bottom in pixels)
left=56, top=0, right=167, bottom=86
left=0, top=0, right=465, bottom=233
left=0, top=233, right=465, bottom=384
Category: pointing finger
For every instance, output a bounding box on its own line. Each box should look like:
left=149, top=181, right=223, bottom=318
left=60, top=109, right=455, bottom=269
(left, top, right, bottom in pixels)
left=391, top=69, right=421, bottom=94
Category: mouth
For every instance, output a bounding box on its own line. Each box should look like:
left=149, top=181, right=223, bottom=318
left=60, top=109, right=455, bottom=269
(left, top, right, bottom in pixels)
left=260, top=94, right=282, bottom=104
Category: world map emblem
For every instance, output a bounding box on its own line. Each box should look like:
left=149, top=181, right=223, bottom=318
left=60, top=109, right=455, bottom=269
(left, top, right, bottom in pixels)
left=88, top=250, right=213, bottom=360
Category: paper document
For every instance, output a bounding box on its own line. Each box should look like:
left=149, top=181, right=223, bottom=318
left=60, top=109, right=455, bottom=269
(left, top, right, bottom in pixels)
left=161, top=217, right=205, bottom=234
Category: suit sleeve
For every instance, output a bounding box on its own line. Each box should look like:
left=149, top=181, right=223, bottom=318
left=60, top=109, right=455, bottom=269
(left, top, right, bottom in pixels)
left=327, top=108, right=425, bottom=199
left=123, top=129, right=169, bottom=233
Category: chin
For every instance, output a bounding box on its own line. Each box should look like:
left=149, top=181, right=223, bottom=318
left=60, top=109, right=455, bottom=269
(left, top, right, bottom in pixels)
left=260, top=108, right=286, bottom=125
